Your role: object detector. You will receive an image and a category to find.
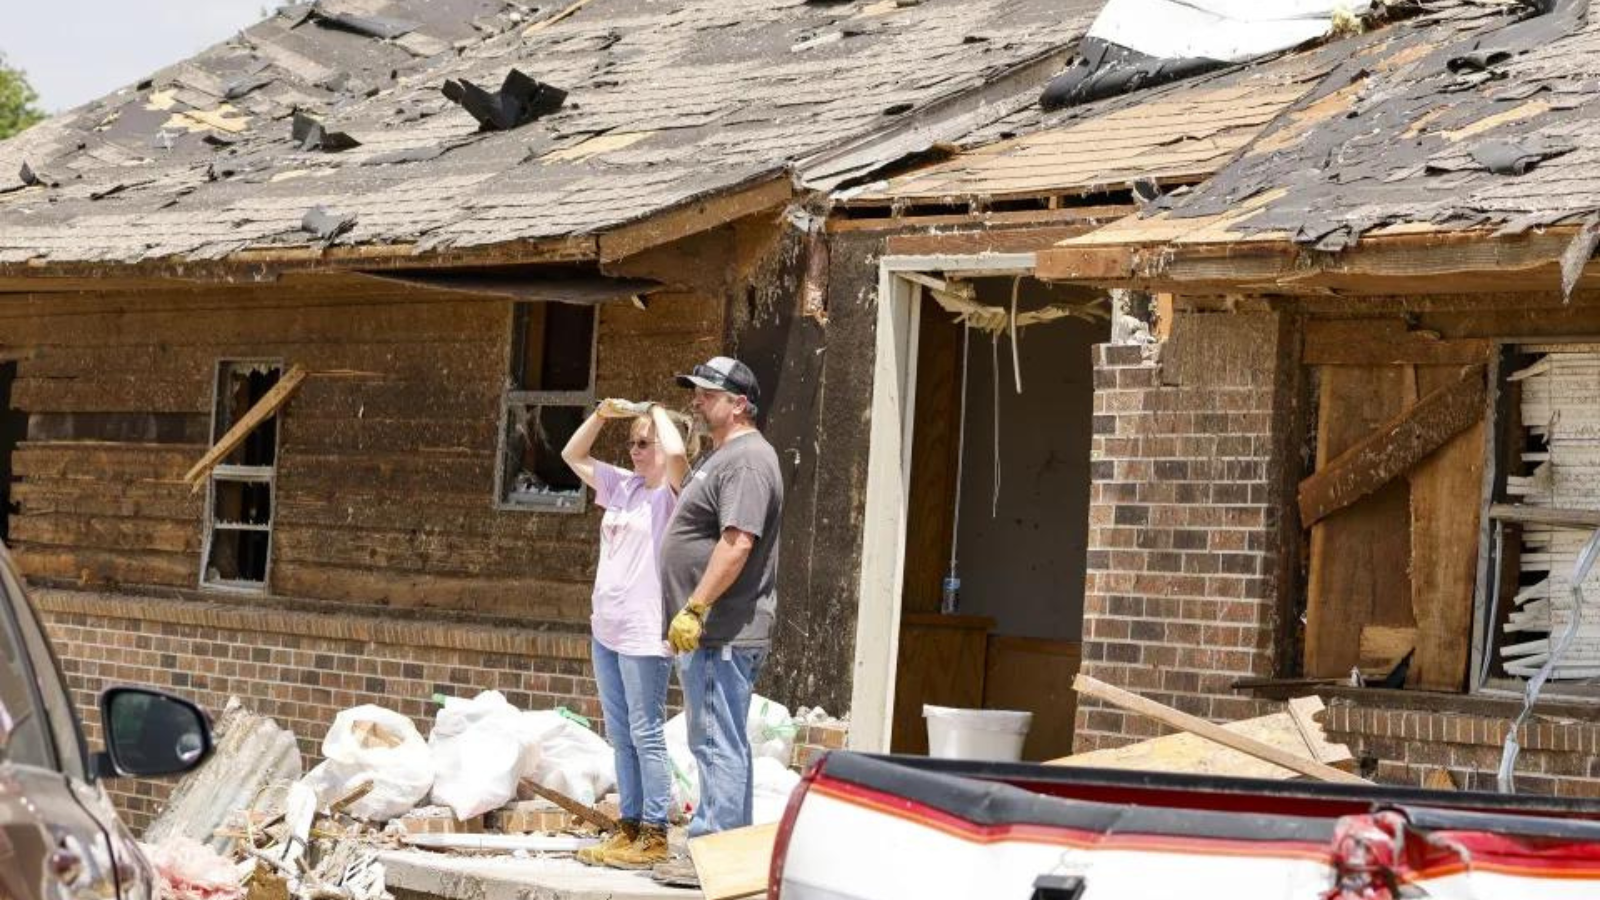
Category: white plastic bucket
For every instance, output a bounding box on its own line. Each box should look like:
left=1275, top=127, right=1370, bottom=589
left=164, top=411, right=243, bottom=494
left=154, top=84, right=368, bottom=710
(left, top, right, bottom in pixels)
left=922, top=705, right=1032, bottom=762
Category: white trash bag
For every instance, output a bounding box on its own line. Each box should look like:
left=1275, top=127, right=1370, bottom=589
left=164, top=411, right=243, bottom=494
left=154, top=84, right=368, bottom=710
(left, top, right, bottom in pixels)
left=752, top=756, right=802, bottom=825
left=302, top=705, right=433, bottom=822
left=427, top=691, right=534, bottom=820
left=749, top=695, right=797, bottom=765
left=520, top=709, right=616, bottom=807
left=665, top=693, right=798, bottom=816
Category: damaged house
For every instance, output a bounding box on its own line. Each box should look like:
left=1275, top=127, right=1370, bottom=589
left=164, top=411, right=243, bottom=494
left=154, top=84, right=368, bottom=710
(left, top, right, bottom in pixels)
left=0, top=0, right=1110, bottom=825
left=789, top=0, right=1600, bottom=792
left=1016, top=0, right=1600, bottom=793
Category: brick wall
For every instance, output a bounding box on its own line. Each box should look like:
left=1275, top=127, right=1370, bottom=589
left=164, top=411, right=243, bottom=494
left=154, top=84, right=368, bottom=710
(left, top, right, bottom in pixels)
left=35, top=588, right=635, bottom=833
left=1324, top=699, right=1600, bottom=797
left=1075, top=311, right=1296, bottom=751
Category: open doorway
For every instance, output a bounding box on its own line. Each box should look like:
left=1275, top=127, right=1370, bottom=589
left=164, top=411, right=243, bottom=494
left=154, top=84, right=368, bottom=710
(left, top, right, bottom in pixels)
left=0, top=362, right=23, bottom=543
left=867, top=268, right=1112, bottom=760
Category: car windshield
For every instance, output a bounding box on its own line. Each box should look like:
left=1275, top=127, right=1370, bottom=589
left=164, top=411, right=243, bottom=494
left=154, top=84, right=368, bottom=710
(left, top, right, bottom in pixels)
left=0, top=550, right=51, bottom=767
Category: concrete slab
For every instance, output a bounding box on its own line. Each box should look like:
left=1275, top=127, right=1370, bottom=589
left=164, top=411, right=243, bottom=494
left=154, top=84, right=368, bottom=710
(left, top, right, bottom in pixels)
left=381, top=848, right=702, bottom=900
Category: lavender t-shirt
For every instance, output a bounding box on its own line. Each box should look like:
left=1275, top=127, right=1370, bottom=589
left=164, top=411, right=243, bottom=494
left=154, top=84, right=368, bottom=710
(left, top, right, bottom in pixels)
left=591, top=462, right=676, bottom=657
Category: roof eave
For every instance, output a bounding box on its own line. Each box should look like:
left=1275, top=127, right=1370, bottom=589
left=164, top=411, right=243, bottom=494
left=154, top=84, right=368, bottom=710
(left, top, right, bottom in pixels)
left=1035, top=224, right=1600, bottom=298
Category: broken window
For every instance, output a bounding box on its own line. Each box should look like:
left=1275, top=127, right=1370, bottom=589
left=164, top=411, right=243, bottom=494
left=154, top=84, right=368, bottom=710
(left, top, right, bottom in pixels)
left=201, top=361, right=281, bottom=591
left=497, top=302, right=596, bottom=511
left=1482, top=345, right=1600, bottom=693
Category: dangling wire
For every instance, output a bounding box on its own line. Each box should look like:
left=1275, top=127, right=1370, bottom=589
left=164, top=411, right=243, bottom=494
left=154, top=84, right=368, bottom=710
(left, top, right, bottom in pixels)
left=991, top=330, right=1002, bottom=518
left=1009, top=275, right=1023, bottom=394
left=948, top=324, right=971, bottom=596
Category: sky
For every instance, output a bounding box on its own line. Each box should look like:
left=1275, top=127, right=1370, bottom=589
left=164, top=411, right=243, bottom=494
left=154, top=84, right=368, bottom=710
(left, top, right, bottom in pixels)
left=3, top=0, right=270, bottom=113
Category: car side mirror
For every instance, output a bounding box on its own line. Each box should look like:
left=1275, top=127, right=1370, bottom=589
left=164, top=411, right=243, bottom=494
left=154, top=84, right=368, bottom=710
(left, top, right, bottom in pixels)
left=94, top=688, right=213, bottom=778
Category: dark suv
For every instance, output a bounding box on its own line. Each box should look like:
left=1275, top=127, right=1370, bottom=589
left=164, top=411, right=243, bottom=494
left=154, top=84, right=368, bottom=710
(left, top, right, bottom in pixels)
left=1, top=541, right=214, bottom=900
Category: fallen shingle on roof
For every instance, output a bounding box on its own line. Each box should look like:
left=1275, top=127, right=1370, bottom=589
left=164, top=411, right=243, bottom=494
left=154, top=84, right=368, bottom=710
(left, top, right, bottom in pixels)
left=0, top=0, right=1100, bottom=270
left=1149, top=0, right=1600, bottom=252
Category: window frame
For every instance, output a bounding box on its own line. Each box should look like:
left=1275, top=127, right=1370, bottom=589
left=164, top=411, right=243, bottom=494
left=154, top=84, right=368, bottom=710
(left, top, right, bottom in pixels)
left=1471, top=337, right=1600, bottom=703
left=493, top=302, right=599, bottom=513
left=198, top=358, right=284, bottom=594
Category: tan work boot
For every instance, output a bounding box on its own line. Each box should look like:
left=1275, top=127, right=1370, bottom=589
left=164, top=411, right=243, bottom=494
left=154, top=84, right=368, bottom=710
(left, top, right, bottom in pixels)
left=604, top=823, right=670, bottom=870
left=577, top=819, right=639, bottom=866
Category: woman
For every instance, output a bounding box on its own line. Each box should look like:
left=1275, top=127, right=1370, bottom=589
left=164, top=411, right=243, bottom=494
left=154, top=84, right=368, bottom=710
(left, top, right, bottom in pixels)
left=561, top=398, right=688, bottom=869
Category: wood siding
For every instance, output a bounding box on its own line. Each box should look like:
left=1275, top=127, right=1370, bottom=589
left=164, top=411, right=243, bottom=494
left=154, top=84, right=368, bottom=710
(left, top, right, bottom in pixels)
left=0, top=280, right=721, bottom=625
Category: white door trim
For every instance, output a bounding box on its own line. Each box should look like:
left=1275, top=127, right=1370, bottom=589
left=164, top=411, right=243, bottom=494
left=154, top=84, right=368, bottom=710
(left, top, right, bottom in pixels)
left=846, top=252, right=1037, bottom=752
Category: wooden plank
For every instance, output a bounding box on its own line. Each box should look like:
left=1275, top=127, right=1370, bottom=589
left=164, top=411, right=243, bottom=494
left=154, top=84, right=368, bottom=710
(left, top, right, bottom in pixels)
left=1407, top=362, right=1485, bottom=690
left=890, top=614, right=992, bottom=754
left=10, top=545, right=196, bottom=588
left=515, top=778, right=617, bottom=832
left=1359, top=626, right=1418, bottom=671
left=1489, top=503, right=1600, bottom=529
left=1053, top=702, right=1353, bottom=779
left=1304, top=319, right=1491, bottom=366
left=883, top=225, right=1099, bottom=256
left=598, top=175, right=794, bottom=263
left=269, top=562, right=592, bottom=620
left=1304, top=365, right=1415, bottom=679
left=687, top=823, right=778, bottom=900
left=1298, top=365, right=1485, bottom=527
left=981, top=636, right=1080, bottom=762
left=184, top=365, right=307, bottom=488
left=1071, top=675, right=1368, bottom=784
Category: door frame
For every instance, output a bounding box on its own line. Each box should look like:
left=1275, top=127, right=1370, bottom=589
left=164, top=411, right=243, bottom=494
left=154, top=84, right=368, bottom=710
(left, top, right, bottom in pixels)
left=847, top=253, right=1037, bottom=752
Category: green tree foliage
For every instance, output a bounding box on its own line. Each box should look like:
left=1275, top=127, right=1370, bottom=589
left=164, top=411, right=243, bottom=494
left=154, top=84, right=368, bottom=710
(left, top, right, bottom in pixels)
left=0, top=54, right=46, bottom=140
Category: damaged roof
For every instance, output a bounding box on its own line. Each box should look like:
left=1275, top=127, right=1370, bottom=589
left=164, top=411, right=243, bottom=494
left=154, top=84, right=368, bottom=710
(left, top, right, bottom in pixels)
left=1059, top=0, right=1600, bottom=254
left=0, top=0, right=1101, bottom=272
left=835, top=46, right=1341, bottom=211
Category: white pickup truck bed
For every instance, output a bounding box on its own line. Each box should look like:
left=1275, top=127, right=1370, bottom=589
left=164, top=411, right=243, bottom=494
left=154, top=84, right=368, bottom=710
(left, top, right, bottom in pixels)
left=771, top=752, right=1600, bottom=900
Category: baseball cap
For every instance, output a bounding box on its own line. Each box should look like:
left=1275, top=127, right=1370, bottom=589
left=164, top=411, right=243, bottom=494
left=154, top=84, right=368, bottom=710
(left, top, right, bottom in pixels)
left=676, top=356, right=761, bottom=409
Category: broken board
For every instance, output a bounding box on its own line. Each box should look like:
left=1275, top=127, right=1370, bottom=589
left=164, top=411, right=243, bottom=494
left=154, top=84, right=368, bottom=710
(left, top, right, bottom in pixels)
left=688, top=822, right=778, bottom=900
left=1049, top=697, right=1353, bottom=780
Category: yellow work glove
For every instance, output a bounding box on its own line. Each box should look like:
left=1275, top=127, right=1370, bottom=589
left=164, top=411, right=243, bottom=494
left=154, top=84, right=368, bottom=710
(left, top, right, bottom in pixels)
left=668, top=599, right=709, bottom=653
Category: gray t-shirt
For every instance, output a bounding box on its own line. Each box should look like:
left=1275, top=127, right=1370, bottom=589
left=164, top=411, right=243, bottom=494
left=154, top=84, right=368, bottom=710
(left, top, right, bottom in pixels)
left=658, top=431, right=784, bottom=648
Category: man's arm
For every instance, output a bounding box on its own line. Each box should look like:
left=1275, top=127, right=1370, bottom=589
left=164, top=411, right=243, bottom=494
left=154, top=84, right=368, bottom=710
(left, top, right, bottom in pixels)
left=688, top=527, right=756, bottom=609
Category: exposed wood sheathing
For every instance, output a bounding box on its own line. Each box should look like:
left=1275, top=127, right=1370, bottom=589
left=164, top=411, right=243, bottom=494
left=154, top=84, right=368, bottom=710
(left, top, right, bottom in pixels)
left=842, top=78, right=1313, bottom=208
left=0, top=279, right=719, bottom=621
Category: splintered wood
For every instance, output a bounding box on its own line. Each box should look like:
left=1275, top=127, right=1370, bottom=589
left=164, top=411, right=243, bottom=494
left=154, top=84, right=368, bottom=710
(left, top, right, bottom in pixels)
left=1502, top=351, right=1600, bottom=679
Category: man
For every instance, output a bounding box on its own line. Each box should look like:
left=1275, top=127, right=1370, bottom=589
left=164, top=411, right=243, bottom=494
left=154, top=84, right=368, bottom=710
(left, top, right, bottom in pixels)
left=654, top=356, right=783, bottom=883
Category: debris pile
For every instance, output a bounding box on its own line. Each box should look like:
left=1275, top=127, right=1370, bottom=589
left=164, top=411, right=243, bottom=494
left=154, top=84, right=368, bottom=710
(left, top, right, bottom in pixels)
left=146, top=691, right=819, bottom=899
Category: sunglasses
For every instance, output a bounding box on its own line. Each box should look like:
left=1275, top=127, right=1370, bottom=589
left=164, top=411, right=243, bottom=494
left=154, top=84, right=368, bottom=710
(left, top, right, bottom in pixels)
left=628, top=439, right=657, bottom=450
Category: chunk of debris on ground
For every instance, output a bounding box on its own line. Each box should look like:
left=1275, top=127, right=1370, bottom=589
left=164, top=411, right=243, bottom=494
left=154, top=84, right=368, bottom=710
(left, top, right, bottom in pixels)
left=1062, top=676, right=1365, bottom=783
left=143, top=697, right=303, bottom=856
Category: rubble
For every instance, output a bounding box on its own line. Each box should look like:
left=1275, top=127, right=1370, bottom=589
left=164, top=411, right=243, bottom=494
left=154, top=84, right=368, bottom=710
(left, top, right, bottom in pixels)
left=144, top=698, right=303, bottom=856
left=142, top=691, right=816, bottom=900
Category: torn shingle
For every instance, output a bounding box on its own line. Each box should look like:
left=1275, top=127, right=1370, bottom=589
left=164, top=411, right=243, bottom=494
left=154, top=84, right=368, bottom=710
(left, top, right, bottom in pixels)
left=441, top=69, right=566, bottom=131
left=291, top=111, right=362, bottom=152
left=311, top=11, right=421, bottom=40
left=1468, top=138, right=1575, bottom=176
left=302, top=206, right=358, bottom=244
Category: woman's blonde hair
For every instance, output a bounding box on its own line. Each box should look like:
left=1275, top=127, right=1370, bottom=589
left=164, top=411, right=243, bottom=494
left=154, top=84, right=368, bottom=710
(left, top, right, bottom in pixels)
left=631, top=406, right=702, bottom=458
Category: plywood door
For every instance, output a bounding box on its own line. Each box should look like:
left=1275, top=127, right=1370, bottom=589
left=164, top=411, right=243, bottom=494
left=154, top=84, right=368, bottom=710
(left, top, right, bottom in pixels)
left=1407, top=366, right=1484, bottom=690
left=1304, top=365, right=1416, bottom=678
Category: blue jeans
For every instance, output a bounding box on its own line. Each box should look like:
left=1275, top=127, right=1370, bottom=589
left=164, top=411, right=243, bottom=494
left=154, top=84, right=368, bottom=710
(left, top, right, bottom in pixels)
left=592, top=640, right=672, bottom=827
left=678, top=644, right=768, bottom=837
